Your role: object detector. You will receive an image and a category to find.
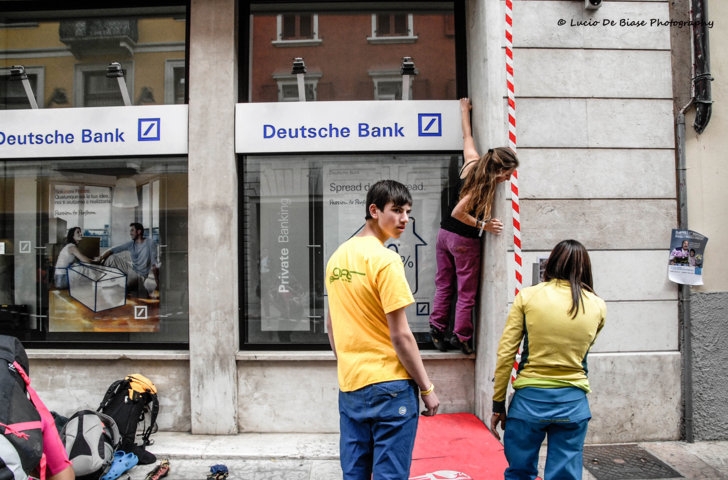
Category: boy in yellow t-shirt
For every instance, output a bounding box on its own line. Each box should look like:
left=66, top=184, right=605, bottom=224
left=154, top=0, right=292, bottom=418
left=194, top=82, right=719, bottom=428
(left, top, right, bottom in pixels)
left=326, top=179, right=439, bottom=480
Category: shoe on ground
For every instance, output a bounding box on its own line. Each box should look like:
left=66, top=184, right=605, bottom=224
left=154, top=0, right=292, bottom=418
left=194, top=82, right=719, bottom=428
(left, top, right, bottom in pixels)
left=429, top=327, right=448, bottom=352
left=144, top=459, right=170, bottom=480
left=207, top=464, right=229, bottom=480
left=449, top=335, right=474, bottom=355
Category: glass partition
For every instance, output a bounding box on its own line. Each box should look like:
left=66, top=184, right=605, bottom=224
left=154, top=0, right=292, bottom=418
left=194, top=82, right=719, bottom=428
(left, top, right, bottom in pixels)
left=248, top=5, right=457, bottom=102
left=0, top=157, right=188, bottom=346
left=241, top=153, right=459, bottom=347
left=1, top=6, right=187, bottom=109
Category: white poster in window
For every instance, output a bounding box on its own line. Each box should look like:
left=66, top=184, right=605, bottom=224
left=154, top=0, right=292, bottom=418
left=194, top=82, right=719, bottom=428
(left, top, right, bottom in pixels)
left=259, top=160, right=311, bottom=331
left=668, top=229, right=708, bottom=286
left=323, top=158, right=447, bottom=332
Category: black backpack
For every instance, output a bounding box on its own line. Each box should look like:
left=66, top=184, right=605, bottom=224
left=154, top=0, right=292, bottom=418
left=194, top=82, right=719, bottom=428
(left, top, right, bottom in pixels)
left=97, top=374, right=159, bottom=464
left=0, top=335, right=44, bottom=480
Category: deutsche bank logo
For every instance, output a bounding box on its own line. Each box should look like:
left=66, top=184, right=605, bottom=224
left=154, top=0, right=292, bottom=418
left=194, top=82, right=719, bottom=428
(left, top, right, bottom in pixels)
left=138, top=118, right=161, bottom=141
left=418, top=113, right=442, bottom=137
left=134, top=305, right=148, bottom=319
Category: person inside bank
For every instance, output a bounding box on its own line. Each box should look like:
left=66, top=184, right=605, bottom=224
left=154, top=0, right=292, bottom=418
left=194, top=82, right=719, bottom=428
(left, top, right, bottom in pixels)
left=54, top=226, right=94, bottom=289
left=95, top=222, right=160, bottom=299
left=490, top=239, right=606, bottom=480
left=429, top=97, right=519, bottom=354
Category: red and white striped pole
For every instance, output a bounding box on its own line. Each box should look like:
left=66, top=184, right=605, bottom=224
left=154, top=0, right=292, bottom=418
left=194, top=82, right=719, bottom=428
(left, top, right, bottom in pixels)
left=505, top=0, right=520, bottom=297
left=505, top=0, right=522, bottom=384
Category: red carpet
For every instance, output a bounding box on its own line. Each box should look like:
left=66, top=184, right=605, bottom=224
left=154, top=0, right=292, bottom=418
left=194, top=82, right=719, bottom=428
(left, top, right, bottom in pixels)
left=409, top=413, right=508, bottom=480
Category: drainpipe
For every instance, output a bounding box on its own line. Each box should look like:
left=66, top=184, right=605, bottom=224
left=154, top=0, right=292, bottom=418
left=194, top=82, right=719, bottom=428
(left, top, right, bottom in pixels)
left=676, top=102, right=693, bottom=443
left=691, top=0, right=712, bottom=134
left=678, top=0, right=712, bottom=444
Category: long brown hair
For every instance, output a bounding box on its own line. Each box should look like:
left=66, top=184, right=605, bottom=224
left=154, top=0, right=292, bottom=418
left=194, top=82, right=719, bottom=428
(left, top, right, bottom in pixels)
left=459, top=147, right=519, bottom=220
left=543, top=239, right=595, bottom=318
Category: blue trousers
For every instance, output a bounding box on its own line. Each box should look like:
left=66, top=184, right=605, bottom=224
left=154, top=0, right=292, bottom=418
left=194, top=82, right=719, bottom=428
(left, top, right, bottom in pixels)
left=338, top=380, right=419, bottom=480
left=503, top=388, right=591, bottom=480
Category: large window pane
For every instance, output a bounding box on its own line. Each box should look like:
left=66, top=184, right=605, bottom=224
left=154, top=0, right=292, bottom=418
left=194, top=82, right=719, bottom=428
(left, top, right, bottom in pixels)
left=1, top=8, right=187, bottom=108
left=242, top=154, right=457, bottom=347
left=0, top=157, right=188, bottom=347
left=250, top=7, right=455, bottom=102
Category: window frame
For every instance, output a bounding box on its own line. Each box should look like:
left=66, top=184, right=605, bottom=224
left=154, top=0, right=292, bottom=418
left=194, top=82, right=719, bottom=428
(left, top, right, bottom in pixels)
left=272, top=71, right=322, bottom=102
left=0, top=66, right=45, bottom=109
left=272, top=13, right=322, bottom=47
left=0, top=1, right=190, bottom=349
left=74, top=63, right=135, bottom=107
left=367, top=13, right=418, bottom=44
left=164, top=59, right=186, bottom=105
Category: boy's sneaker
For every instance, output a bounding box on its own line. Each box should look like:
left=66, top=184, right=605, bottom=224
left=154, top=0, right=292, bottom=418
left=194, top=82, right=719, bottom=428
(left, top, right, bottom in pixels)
left=449, top=335, right=474, bottom=355
left=429, top=327, right=448, bottom=352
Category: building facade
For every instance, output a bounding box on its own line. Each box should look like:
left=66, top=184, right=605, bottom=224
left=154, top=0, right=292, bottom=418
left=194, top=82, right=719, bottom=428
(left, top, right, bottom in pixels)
left=1, top=0, right=723, bottom=443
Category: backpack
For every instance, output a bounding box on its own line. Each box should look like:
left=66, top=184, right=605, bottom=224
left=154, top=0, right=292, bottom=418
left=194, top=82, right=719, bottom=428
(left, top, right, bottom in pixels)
left=97, top=374, right=158, bottom=463
left=0, top=335, right=45, bottom=480
left=60, top=410, right=120, bottom=480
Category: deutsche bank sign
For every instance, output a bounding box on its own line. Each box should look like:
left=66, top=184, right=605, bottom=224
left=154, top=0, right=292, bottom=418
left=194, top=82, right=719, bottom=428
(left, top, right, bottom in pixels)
left=235, top=100, right=461, bottom=153
left=0, top=105, right=188, bottom=158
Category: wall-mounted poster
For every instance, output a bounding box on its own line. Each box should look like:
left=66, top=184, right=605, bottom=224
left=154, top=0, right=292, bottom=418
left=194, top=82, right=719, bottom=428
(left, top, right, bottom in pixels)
left=668, top=229, right=708, bottom=286
left=48, top=182, right=163, bottom=333
left=323, top=158, right=447, bottom=332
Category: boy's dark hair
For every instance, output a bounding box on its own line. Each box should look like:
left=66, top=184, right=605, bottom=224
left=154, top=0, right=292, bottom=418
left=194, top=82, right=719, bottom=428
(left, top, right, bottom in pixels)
left=130, top=222, right=144, bottom=234
left=364, top=180, right=412, bottom=220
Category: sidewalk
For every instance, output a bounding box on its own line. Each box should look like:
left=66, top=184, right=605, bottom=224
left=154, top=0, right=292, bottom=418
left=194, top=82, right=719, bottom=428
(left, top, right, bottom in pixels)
left=125, top=431, right=728, bottom=480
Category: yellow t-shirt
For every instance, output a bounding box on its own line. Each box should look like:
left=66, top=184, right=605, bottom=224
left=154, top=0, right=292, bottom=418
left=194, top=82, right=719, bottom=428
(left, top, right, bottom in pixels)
left=326, top=235, right=414, bottom=392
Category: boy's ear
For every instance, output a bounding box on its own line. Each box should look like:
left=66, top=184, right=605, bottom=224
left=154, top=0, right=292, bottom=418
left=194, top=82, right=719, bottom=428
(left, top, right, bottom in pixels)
left=368, top=203, right=378, bottom=219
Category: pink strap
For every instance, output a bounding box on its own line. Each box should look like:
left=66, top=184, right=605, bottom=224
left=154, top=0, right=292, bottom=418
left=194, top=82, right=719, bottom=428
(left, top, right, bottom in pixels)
left=12, top=361, right=47, bottom=480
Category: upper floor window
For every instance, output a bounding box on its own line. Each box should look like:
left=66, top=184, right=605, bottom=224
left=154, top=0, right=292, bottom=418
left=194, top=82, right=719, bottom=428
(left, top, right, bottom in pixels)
left=369, top=71, right=408, bottom=100
left=283, top=13, right=312, bottom=39
left=368, top=13, right=417, bottom=44
left=77, top=64, right=134, bottom=107
left=273, top=14, right=321, bottom=47
left=165, top=60, right=186, bottom=104
left=0, top=66, right=43, bottom=109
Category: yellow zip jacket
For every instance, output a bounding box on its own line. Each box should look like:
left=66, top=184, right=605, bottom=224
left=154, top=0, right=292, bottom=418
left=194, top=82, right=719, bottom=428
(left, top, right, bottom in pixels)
left=492, top=279, right=606, bottom=413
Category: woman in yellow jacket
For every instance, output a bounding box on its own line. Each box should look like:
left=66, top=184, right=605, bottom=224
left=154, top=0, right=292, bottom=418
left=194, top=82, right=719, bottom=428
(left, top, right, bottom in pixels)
left=491, top=239, right=606, bottom=480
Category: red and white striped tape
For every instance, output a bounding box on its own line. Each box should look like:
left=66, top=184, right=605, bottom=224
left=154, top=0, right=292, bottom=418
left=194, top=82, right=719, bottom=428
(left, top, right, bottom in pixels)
left=505, top=0, right=521, bottom=297
left=505, top=0, right=522, bottom=385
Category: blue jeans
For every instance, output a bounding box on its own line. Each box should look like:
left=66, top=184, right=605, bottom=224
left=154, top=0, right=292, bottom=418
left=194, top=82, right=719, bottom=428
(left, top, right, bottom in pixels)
left=338, top=380, right=419, bottom=480
left=429, top=228, right=481, bottom=342
left=503, top=388, right=591, bottom=480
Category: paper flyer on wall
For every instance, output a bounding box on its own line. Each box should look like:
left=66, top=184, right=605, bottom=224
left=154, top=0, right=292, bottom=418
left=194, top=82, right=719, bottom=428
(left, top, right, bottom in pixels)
left=668, top=229, right=708, bottom=286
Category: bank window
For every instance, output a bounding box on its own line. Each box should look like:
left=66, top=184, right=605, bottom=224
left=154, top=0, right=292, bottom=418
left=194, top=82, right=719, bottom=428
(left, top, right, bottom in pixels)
left=249, top=6, right=454, bottom=101
left=1, top=6, right=187, bottom=108
left=0, top=157, right=189, bottom=347
left=0, top=67, right=44, bottom=109
left=0, top=3, right=189, bottom=348
left=241, top=154, right=457, bottom=348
